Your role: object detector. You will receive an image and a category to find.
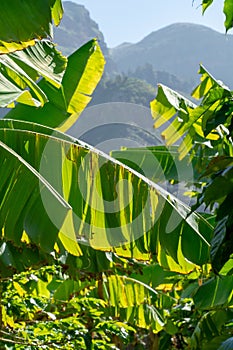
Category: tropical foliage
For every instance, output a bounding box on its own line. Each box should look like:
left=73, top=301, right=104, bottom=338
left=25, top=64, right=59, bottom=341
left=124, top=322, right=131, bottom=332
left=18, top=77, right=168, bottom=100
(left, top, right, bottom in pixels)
left=0, top=0, right=232, bottom=349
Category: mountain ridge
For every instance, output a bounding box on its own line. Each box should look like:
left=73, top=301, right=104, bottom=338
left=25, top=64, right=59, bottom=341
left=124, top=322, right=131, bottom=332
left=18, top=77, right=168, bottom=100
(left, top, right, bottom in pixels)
left=111, top=22, right=233, bottom=88
left=111, top=22, right=223, bottom=49
left=54, top=3, right=233, bottom=90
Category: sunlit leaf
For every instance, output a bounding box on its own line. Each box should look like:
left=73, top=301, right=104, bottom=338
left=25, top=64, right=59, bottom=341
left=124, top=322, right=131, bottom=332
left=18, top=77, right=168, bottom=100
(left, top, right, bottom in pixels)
left=202, top=0, right=214, bottom=14
left=0, top=119, right=212, bottom=272
left=224, top=0, right=233, bottom=31
left=6, top=40, right=105, bottom=130
left=0, top=40, right=67, bottom=108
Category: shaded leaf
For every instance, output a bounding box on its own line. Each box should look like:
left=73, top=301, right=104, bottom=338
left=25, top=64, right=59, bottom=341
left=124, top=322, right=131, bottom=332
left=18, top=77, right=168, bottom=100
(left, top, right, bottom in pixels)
left=193, top=276, right=233, bottom=309
left=0, top=0, right=63, bottom=53
left=191, top=310, right=233, bottom=349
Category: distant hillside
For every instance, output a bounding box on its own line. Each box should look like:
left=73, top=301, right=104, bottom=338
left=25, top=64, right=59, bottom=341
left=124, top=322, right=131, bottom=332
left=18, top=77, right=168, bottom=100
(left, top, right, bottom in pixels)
left=127, top=63, right=193, bottom=93
left=90, top=75, right=156, bottom=107
left=53, top=1, right=181, bottom=105
left=111, top=23, right=233, bottom=88
left=68, top=102, right=162, bottom=152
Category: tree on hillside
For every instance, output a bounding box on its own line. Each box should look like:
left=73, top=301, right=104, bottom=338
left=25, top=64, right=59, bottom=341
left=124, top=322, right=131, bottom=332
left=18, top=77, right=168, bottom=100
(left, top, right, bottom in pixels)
left=91, top=74, right=156, bottom=107
left=128, top=63, right=193, bottom=93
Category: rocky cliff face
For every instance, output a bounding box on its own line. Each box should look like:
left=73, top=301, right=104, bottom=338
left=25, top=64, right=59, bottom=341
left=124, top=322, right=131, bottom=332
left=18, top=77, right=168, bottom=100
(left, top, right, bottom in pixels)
left=54, top=1, right=106, bottom=54
left=53, top=1, right=116, bottom=73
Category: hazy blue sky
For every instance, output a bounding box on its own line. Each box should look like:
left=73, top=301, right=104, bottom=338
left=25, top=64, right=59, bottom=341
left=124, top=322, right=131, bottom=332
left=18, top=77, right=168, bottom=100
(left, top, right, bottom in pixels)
left=69, top=0, right=226, bottom=47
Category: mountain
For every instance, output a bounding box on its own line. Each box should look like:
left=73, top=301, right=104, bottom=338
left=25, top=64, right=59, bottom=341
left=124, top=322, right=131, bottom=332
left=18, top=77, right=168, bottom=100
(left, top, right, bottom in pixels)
left=111, top=23, right=233, bottom=89
left=54, top=6, right=233, bottom=90
left=54, top=1, right=107, bottom=55
left=127, top=63, right=193, bottom=93
left=53, top=1, right=160, bottom=106
left=53, top=2, right=196, bottom=102
left=53, top=1, right=116, bottom=73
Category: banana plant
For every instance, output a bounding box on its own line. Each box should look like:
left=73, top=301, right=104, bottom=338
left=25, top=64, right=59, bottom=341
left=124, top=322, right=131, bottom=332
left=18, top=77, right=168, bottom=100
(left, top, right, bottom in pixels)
left=149, top=64, right=233, bottom=348
left=150, top=65, right=233, bottom=273
left=0, top=34, right=214, bottom=350
left=0, top=1, right=212, bottom=277
left=0, top=0, right=228, bottom=278
left=0, top=1, right=232, bottom=349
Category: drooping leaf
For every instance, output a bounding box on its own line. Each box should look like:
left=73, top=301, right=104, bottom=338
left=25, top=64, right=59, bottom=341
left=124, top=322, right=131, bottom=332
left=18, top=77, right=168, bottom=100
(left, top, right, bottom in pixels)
left=202, top=0, right=214, bottom=13
left=224, top=0, right=233, bottom=32
left=0, top=119, right=212, bottom=272
left=111, top=145, right=206, bottom=185
left=112, top=145, right=213, bottom=272
left=105, top=275, right=164, bottom=332
left=0, top=126, right=82, bottom=258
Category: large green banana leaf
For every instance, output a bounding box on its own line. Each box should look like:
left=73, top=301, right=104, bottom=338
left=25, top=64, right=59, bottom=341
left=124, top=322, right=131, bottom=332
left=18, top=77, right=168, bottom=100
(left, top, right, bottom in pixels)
left=103, top=274, right=165, bottom=332
left=0, top=0, right=63, bottom=53
left=0, top=119, right=213, bottom=274
left=0, top=37, right=105, bottom=275
left=5, top=39, right=105, bottom=130
left=150, top=66, right=231, bottom=159
left=150, top=66, right=233, bottom=274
